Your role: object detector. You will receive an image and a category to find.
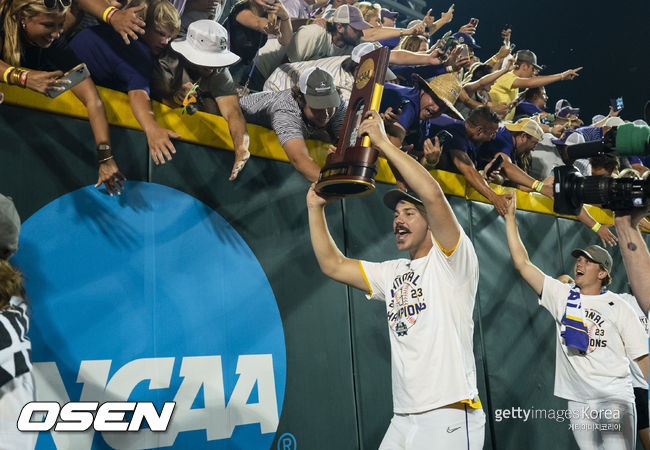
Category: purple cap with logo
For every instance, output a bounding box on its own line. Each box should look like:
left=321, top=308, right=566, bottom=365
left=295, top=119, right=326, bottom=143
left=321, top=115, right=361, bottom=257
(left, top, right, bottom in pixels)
left=557, top=106, right=580, bottom=118
left=451, top=32, right=480, bottom=49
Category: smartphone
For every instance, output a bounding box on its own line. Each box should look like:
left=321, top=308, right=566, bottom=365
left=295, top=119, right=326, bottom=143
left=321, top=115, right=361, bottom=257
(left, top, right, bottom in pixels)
left=469, top=17, right=479, bottom=27
left=434, top=129, right=453, bottom=147
left=459, top=44, right=470, bottom=58
left=46, top=63, right=90, bottom=98
left=509, top=43, right=516, bottom=50
left=394, top=98, right=410, bottom=113
left=485, top=154, right=504, bottom=178
left=609, top=97, right=624, bottom=111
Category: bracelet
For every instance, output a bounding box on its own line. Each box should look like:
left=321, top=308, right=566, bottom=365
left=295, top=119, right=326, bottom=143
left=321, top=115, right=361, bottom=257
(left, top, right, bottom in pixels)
left=102, top=6, right=117, bottom=23
left=97, top=143, right=112, bottom=162
left=3, top=66, right=15, bottom=84
left=490, top=56, right=498, bottom=63
left=535, top=181, right=544, bottom=192
left=446, top=65, right=453, bottom=73
left=10, top=68, right=22, bottom=86
left=19, top=70, right=29, bottom=88
left=106, top=7, right=118, bottom=23
left=531, top=180, right=539, bottom=191
left=591, top=223, right=601, bottom=233
left=306, top=18, right=312, bottom=25
left=99, top=155, right=115, bottom=163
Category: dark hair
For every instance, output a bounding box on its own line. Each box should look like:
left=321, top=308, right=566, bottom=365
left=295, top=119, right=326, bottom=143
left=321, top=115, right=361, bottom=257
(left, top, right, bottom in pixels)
left=470, top=64, right=493, bottom=82
left=326, top=21, right=338, bottom=34
left=523, top=86, right=544, bottom=102
left=340, top=57, right=358, bottom=75
left=589, top=155, right=620, bottom=175
left=291, top=84, right=306, bottom=106
left=467, top=105, right=499, bottom=127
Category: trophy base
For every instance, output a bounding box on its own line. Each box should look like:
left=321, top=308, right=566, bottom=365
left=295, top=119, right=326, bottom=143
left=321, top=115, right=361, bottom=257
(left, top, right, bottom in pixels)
left=315, top=162, right=377, bottom=197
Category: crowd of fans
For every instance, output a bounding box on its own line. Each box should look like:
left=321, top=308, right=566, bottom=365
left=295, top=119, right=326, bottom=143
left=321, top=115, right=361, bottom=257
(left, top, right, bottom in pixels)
left=1, top=0, right=650, bottom=447
left=1, top=0, right=648, bottom=240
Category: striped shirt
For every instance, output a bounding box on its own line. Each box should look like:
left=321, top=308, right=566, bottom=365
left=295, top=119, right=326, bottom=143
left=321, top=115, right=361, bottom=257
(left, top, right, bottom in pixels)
left=239, top=89, right=347, bottom=146
left=264, top=56, right=354, bottom=102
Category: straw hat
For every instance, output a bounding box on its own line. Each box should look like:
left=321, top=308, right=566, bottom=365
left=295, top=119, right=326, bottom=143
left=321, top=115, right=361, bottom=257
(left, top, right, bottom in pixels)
left=413, top=73, right=464, bottom=120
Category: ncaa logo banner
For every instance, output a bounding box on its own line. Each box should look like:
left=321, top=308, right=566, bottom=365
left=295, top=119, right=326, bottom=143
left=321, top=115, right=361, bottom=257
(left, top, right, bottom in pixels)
left=13, top=182, right=287, bottom=449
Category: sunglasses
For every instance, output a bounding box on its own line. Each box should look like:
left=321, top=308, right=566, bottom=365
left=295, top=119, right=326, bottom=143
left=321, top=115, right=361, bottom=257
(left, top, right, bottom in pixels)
left=43, top=0, right=71, bottom=9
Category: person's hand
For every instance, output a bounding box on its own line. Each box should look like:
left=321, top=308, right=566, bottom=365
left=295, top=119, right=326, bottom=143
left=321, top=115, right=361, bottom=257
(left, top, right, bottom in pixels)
left=503, top=57, right=514, bottom=71
left=495, top=44, right=512, bottom=61
left=24, top=70, right=69, bottom=95
left=229, top=146, right=250, bottom=181
left=597, top=224, right=618, bottom=247
left=306, top=182, right=337, bottom=209
left=380, top=106, right=401, bottom=124
left=173, top=81, right=195, bottom=106
left=446, top=46, right=470, bottom=71
left=426, top=49, right=444, bottom=65
left=550, top=123, right=564, bottom=137
left=457, top=23, right=476, bottom=35
left=487, top=101, right=509, bottom=118
left=607, top=106, right=622, bottom=117
left=560, top=67, right=582, bottom=80
left=407, top=21, right=426, bottom=36
left=504, top=192, right=516, bottom=218
left=263, top=16, right=281, bottom=36
left=146, top=126, right=180, bottom=165
left=358, top=110, right=391, bottom=152
left=492, top=193, right=509, bottom=216
left=422, top=9, right=435, bottom=29
left=439, top=4, right=453, bottom=23
left=421, top=137, right=442, bottom=168
left=268, top=2, right=290, bottom=20
left=96, top=159, right=126, bottom=196
left=110, top=5, right=146, bottom=45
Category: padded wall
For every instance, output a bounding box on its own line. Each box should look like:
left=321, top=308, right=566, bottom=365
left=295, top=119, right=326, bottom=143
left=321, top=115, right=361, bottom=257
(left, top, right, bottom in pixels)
left=1, top=105, right=649, bottom=450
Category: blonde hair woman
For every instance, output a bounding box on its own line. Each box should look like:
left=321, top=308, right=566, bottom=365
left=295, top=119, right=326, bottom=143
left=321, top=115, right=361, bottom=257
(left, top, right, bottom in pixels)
left=0, top=0, right=125, bottom=195
left=354, top=1, right=380, bottom=27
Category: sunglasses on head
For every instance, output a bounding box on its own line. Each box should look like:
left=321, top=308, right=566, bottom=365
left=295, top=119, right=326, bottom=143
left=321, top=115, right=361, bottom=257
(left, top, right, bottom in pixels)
left=43, top=0, right=72, bottom=9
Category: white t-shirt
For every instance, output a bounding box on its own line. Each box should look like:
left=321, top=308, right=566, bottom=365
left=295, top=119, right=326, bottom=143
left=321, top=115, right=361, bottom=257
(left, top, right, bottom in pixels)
left=618, top=292, right=649, bottom=389
left=540, top=277, right=648, bottom=403
left=360, top=231, right=480, bottom=414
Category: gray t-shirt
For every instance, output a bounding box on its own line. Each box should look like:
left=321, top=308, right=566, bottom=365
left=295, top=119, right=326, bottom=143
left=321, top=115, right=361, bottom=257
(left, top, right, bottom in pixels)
left=286, top=24, right=353, bottom=63
left=150, top=50, right=237, bottom=108
left=238, top=89, right=347, bottom=146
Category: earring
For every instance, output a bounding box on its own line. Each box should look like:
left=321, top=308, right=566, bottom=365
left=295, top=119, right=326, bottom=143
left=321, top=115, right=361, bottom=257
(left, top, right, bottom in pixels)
left=21, top=22, right=26, bottom=29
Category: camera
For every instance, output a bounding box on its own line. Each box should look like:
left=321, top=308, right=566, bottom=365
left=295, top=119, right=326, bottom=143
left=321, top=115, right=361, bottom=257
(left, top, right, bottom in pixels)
left=553, top=165, right=649, bottom=215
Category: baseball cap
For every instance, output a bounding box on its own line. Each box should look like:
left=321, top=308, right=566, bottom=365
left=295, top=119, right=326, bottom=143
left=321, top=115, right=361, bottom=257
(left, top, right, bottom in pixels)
left=551, top=130, right=585, bottom=146
left=451, top=32, right=480, bottom=49
left=0, top=194, right=20, bottom=260
left=515, top=50, right=543, bottom=70
left=604, top=116, right=624, bottom=127
left=350, top=43, right=396, bottom=80
left=380, top=8, right=398, bottom=20
left=571, top=245, right=613, bottom=274
left=331, top=5, right=372, bottom=31
left=633, top=119, right=648, bottom=126
left=171, top=20, right=240, bottom=68
left=504, top=118, right=543, bottom=141
left=557, top=106, right=580, bottom=118
left=555, top=99, right=571, bottom=114
left=413, top=73, right=464, bottom=120
left=299, top=67, right=341, bottom=109
left=383, top=189, right=423, bottom=210
left=591, top=114, right=606, bottom=125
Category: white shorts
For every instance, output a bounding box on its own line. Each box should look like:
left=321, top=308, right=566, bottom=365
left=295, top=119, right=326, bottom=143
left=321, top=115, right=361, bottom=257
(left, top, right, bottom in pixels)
left=379, top=405, right=485, bottom=450
left=568, top=399, right=636, bottom=450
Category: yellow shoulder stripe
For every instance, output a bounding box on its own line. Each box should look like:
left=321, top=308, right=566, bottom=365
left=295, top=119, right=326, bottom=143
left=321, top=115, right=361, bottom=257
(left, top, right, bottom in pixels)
left=357, top=260, right=372, bottom=296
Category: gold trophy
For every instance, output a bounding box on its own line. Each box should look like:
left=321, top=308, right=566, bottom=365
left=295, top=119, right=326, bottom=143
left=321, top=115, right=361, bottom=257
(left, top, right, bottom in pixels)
left=315, top=46, right=389, bottom=196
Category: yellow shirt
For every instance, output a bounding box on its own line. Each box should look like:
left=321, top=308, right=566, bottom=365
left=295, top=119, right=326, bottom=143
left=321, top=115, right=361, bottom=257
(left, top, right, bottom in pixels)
left=489, top=71, right=518, bottom=121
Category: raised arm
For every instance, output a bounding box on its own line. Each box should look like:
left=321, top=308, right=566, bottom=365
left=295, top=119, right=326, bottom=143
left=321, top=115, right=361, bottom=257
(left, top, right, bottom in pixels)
left=306, top=185, right=368, bottom=291
left=511, top=67, right=582, bottom=89
left=615, top=212, right=650, bottom=314
left=503, top=194, right=546, bottom=295
left=75, top=0, right=146, bottom=45
left=215, top=95, right=250, bottom=180
left=358, top=110, right=460, bottom=249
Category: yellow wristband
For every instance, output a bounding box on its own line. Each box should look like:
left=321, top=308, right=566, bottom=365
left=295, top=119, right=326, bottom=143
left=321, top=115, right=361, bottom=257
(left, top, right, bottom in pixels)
left=3, top=66, right=15, bottom=83
left=102, top=6, right=117, bottom=23
left=531, top=180, right=539, bottom=190
left=491, top=57, right=498, bottom=63
left=591, top=223, right=601, bottom=233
